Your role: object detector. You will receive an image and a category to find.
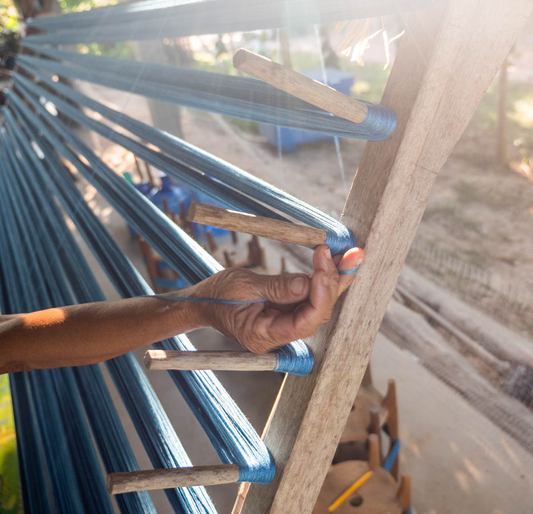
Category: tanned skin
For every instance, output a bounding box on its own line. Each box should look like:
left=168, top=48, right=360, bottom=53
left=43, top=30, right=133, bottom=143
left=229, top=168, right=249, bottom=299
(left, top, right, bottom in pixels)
left=0, top=245, right=364, bottom=374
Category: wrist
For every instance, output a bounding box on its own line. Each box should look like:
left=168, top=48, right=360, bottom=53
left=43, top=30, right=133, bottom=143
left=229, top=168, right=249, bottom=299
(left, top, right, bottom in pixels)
left=165, top=285, right=210, bottom=330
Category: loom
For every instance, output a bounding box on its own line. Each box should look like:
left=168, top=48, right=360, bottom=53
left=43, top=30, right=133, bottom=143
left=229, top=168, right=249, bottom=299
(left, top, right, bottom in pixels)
left=1, top=0, right=525, bottom=511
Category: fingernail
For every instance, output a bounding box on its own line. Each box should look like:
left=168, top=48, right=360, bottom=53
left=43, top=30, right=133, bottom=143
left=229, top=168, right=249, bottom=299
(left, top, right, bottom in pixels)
left=290, top=276, right=307, bottom=296
left=325, top=247, right=332, bottom=260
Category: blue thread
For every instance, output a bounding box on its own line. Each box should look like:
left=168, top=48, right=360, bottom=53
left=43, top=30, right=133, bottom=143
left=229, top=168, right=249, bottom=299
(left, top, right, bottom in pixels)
left=273, top=342, right=314, bottom=376
left=339, top=265, right=361, bottom=275
left=2, top=110, right=216, bottom=512
left=151, top=294, right=267, bottom=305
left=0, top=140, right=116, bottom=513
left=18, top=47, right=396, bottom=143
left=11, top=69, right=359, bottom=256
left=325, top=228, right=358, bottom=256
left=383, top=439, right=400, bottom=473
left=24, top=0, right=436, bottom=45
left=3, top=98, right=282, bottom=486
left=0, top=0, right=421, bottom=504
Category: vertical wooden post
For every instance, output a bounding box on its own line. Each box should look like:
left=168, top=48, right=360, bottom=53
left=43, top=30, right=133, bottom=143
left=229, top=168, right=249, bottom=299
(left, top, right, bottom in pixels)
left=242, top=1, right=531, bottom=512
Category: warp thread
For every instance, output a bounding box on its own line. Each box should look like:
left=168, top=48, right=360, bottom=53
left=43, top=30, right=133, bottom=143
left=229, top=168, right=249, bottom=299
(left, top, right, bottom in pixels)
left=18, top=46, right=397, bottom=143
left=2, top=100, right=285, bottom=485
left=24, top=0, right=436, bottom=45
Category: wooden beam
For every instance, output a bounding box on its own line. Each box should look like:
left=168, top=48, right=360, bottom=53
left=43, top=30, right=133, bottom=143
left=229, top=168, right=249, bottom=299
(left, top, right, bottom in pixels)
left=187, top=202, right=327, bottom=249
left=144, top=350, right=278, bottom=372
left=107, top=463, right=240, bottom=494
left=242, top=1, right=532, bottom=512
left=233, top=49, right=368, bottom=124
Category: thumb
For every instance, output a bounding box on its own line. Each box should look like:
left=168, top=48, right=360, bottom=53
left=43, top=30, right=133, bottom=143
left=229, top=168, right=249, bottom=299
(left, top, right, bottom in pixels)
left=255, top=273, right=311, bottom=304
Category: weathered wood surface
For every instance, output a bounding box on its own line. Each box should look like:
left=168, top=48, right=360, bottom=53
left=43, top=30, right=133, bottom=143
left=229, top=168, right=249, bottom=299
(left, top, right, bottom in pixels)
left=381, top=299, right=533, bottom=451
left=233, top=49, right=368, bottom=124
left=188, top=202, right=327, bottom=249
left=107, top=463, right=240, bottom=494
left=242, top=1, right=532, bottom=512
left=144, top=349, right=278, bottom=371
left=396, top=283, right=512, bottom=376
left=399, top=266, right=533, bottom=366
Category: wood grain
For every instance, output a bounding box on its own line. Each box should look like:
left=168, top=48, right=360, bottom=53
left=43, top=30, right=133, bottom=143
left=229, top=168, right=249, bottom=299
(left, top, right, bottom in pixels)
left=188, top=202, right=327, bottom=249
left=396, top=284, right=512, bottom=376
left=107, top=463, right=240, bottom=494
left=242, top=1, right=532, bottom=512
left=233, top=49, right=368, bottom=124
left=398, top=266, right=533, bottom=367
left=144, top=350, right=278, bottom=371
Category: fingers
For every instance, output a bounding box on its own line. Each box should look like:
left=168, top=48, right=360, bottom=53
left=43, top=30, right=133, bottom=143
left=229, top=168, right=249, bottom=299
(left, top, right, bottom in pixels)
left=255, top=245, right=363, bottom=350
left=308, top=244, right=338, bottom=316
left=208, top=245, right=365, bottom=355
left=257, top=246, right=339, bottom=346
left=336, top=247, right=365, bottom=295
left=254, top=272, right=311, bottom=305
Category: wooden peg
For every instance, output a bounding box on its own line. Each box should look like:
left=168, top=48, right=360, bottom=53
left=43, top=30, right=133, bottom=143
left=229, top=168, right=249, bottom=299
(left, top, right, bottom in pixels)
left=383, top=380, right=399, bottom=441
left=144, top=162, right=155, bottom=185
left=368, top=434, right=380, bottom=470
left=206, top=231, right=218, bottom=253
left=247, top=235, right=265, bottom=268
left=132, top=153, right=145, bottom=182
left=233, top=49, right=368, bottom=124
left=369, top=407, right=383, bottom=463
left=396, top=475, right=411, bottom=512
left=224, top=250, right=234, bottom=268
left=137, top=237, right=164, bottom=294
left=188, top=202, right=327, bottom=249
left=144, top=350, right=278, bottom=372
left=179, top=201, right=195, bottom=236
left=161, top=198, right=171, bottom=217
left=107, top=463, right=240, bottom=494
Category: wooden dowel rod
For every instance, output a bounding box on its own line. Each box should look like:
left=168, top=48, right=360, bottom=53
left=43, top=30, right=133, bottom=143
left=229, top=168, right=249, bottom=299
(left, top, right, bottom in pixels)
left=144, top=350, right=278, bottom=371
left=233, top=48, right=368, bottom=124
left=188, top=202, right=327, bottom=249
left=107, top=464, right=240, bottom=494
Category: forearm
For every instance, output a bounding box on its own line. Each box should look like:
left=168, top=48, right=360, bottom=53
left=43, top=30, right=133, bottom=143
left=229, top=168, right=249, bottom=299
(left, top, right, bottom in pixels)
left=0, top=292, right=202, bottom=373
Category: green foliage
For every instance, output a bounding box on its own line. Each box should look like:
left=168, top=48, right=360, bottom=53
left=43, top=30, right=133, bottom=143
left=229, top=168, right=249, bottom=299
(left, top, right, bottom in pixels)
left=0, top=0, right=20, bottom=36
left=59, top=0, right=117, bottom=14
left=0, top=0, right=20, bottom=67
left=58, top=0, right=134, bottom=58
left=77, top=41, right=134, bottom=59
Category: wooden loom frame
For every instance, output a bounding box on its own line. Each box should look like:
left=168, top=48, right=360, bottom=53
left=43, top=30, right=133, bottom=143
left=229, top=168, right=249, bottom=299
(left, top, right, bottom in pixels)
left=236, top=0, right=532, bottom=512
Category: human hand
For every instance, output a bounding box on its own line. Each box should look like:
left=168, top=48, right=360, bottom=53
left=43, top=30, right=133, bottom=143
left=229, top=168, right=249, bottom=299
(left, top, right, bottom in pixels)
left=185, top=245, right=364, bottom=354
